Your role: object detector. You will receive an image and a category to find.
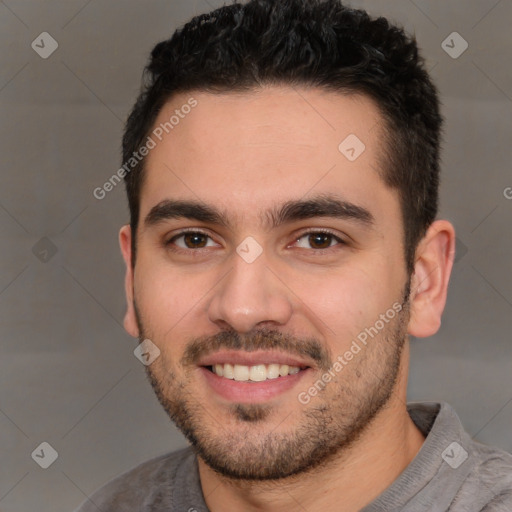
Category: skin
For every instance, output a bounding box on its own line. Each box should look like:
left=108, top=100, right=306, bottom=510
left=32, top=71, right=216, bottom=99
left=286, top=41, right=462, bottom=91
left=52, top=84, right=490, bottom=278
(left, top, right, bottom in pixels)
left=119, top=86, right=456, bottom=512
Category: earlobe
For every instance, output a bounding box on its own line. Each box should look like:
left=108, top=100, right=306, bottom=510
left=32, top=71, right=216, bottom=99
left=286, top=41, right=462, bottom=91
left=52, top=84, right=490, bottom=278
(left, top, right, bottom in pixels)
left=407, top=220, right=456, bottom=338
left=119, top=225, right=140, bottom=338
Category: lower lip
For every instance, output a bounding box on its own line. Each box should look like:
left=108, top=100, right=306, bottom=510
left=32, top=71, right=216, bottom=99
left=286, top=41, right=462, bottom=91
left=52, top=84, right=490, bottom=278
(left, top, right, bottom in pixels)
left=199, top=366, right=311, bottom=403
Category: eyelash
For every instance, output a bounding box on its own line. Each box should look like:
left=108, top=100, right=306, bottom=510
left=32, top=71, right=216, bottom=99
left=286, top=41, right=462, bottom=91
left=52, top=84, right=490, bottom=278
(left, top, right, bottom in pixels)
left=164, top=228, right=347, bottom=254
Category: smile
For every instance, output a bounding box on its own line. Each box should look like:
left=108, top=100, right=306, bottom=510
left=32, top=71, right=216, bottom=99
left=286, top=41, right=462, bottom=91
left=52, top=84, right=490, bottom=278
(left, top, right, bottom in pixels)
left=208, top=363, right=306, bottom=382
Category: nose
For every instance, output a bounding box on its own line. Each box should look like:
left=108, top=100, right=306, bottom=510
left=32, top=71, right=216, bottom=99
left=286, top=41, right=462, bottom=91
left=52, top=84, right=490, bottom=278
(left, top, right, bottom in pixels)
left=207, top=248, right=294, bottom=333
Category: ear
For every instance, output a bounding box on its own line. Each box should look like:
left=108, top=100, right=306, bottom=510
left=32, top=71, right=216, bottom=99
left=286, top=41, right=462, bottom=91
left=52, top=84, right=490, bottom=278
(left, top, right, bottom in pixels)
left=407, top=220, right=456, bottom=338
left=119, top=224, right=140, bottom=338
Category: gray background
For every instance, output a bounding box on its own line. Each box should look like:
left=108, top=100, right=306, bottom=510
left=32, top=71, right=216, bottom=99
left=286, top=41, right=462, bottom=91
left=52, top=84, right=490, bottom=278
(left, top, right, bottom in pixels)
left=0, top=0, right=511, bottom=511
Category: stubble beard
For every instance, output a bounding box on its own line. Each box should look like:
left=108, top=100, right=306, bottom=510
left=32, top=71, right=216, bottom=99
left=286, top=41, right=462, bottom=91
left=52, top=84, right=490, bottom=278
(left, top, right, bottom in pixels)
left=136, top=286, right=410, bottom=481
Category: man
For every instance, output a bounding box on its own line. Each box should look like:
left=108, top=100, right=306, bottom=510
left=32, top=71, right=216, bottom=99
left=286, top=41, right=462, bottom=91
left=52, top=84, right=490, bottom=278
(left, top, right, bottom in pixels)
left=76, top=0, right=512, bottom=510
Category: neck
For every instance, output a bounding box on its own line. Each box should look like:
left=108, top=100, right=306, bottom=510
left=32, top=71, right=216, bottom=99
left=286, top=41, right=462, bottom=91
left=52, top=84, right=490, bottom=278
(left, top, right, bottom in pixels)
left=198, top=343, right=425, bottom=512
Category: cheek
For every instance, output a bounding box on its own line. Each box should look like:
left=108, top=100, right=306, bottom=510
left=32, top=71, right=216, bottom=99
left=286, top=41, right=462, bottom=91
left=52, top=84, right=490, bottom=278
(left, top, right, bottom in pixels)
left=134, top=255, right=231, bottom=345
left=292, top=263, right=395, bottom=342
left=134, top=261, right=199, bottom=336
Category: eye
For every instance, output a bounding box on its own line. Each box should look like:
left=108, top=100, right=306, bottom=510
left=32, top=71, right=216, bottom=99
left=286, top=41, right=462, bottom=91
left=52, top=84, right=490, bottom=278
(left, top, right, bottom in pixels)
left=293, top=230, right=346, bottom=250
left=164, top=229, right=346, bottom=253
left=166, top=230, right=218, bottom=250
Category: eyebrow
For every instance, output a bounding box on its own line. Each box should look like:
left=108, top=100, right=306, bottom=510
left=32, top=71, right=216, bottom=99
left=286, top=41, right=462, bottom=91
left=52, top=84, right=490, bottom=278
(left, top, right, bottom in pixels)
left=143, top=194, right=375, bottom=231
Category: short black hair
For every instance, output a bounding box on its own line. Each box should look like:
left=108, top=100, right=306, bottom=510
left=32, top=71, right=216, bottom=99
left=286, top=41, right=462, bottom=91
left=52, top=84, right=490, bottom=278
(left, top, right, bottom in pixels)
left=122, top=0, right=442, bottom=274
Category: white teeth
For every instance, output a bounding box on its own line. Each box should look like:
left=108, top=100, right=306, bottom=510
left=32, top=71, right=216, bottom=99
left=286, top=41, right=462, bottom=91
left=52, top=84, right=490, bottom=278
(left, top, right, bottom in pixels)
left=267, top=364, right=280, bottom=379
left=211, top=363, right=303, bottom=381
left=249, top=364, right=267, bottom=382
left=223, top=363, right=234, bottom=379
left=233, top=364, right=249, bottom=381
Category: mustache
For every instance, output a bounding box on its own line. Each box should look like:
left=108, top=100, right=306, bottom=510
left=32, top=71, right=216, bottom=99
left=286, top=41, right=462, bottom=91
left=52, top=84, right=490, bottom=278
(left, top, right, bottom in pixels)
left=181, top=327, right=332, bottom=371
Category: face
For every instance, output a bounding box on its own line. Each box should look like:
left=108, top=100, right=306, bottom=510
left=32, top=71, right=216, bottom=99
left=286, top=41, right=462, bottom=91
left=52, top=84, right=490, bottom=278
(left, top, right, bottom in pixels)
left=122, top=87, right=413, bottom=480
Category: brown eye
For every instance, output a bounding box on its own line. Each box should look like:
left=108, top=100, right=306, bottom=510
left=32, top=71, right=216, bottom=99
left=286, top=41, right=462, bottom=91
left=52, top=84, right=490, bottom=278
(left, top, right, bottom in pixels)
left=166, top=231, right=217, bottom=249
left=183, top=232, right=208, bottom=248
left=308, top=233, right=333, bottom=249
left=294, top=230, right=345, bottom=250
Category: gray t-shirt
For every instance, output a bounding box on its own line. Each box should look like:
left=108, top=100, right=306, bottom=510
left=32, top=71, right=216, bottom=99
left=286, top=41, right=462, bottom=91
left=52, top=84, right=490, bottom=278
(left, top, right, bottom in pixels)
left=75, top=402, right=512, bottom=511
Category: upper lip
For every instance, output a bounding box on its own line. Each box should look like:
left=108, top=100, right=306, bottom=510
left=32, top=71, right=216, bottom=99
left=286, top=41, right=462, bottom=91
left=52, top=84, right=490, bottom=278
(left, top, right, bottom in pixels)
left=197, top=350, right=313, bottom=368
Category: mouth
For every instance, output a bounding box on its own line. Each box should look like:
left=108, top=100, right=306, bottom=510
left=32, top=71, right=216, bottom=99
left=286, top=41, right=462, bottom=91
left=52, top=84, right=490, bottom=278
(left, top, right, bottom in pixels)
left=204, top=363, right=308, bottom=382
left=197, top=351, right=313, bottom=403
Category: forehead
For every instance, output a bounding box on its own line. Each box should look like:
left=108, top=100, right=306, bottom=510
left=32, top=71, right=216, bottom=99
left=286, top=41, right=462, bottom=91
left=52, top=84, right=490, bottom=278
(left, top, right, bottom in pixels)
left=140, top=86, right=399, bottom=232
left=150, top=86, right=385, bottom=162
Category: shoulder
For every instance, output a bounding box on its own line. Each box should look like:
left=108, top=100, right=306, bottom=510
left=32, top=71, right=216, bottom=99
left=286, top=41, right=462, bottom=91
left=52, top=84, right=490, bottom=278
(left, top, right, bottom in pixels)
left=452, top=438, right=512, bottom=510
left=471, top=437, right=512, bottom=481
left=471, top=440, right=512, bottom=500
left=407, top=402, right=512, bottom=511
left=73, top=446, right=195, bottom=512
